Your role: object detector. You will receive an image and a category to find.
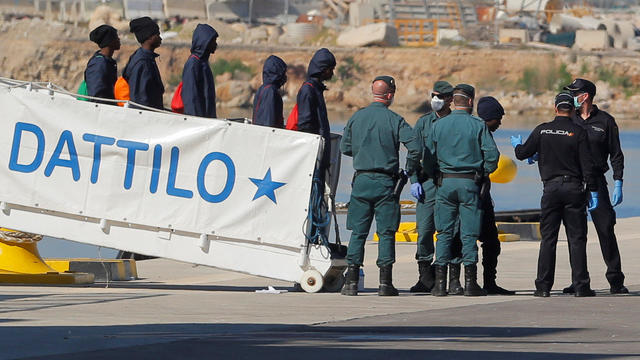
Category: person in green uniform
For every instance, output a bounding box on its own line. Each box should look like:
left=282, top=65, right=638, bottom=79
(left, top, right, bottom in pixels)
left=427, top=84, right=500, bottom=297
left=409, top=80, right=459, bottom=293
left=340, top=75, right=421, bottom=297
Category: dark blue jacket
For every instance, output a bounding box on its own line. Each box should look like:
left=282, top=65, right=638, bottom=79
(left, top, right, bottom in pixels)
left=252, top=55, right=287, bottom=128
left=182, top=24, right=218, bottom=118
left=297, top=48, right=335, bottom=172
left=123, top=47, right=165, bottom=110
left=85, top=51, right=117, bottom=101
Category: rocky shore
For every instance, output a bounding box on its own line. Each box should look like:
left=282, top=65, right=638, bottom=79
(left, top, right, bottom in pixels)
left=2, top=18, right=640, bottom=127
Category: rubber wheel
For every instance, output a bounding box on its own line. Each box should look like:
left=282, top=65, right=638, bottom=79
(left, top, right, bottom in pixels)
left=300, top=269, right=324, bottom=293
left=322, top=273, right=345, bottom=293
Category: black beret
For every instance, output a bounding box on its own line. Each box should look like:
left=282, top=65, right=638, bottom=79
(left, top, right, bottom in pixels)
left=129, top=17, right=160, bottom=44
left=454, top=83, right=475, bottom=98
left=89, top=24, right=118, bottom=48
left=477, top=96, right=505, bottom=122
left=373, top=75, right=396, bottom=91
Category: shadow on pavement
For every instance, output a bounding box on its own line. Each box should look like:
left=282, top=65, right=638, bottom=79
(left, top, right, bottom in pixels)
left=1, top=323, right=637, bottom=360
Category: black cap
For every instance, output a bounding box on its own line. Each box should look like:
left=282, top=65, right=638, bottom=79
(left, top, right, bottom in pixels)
left=90, top=25, right=118, bottom=48
left=454, top=83, right=475, bottom=98
left=129, top=17, right=160, bottom=44
left=477, top=96, right=504, bottom=121
left=373, top=75, right=396, bottom=91
left=555, top=91, right=574, bottom=108
left=563, top=78, right=596, bottom=98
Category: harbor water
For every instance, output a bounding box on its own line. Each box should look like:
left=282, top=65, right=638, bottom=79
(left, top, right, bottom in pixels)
left=37, top=123, right=640, bottom=258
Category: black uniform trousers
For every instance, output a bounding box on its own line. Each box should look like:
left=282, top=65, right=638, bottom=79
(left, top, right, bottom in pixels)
left=591, top=174, right=625, bottom=288
left=536, top=179, right=591, bottom=292
left=480, top=192, right=501, bottom=283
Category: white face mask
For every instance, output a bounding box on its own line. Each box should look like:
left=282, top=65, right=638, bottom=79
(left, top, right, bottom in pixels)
left=431, top=96, right=445, bottom=112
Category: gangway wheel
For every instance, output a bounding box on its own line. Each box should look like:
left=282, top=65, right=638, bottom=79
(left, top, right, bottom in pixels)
left=322, top=272, right=345, bottom=293
left=300, top=269, right=324, bottom=293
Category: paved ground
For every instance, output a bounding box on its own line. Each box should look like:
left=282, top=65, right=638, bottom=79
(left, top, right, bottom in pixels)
left=1, top=218, right=640, bottom=359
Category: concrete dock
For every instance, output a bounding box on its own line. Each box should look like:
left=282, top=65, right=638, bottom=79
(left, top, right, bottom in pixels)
left=2, top=218, right=640, bottom=359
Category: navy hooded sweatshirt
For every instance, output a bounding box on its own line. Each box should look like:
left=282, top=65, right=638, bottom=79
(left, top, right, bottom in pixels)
left=296, top=48, right=336, bottom=174
left=182, top=24, right=218, bottom=118
left=252, top=55, right=287, bottom=128
left=123, top=47, right=165, bottom=110
left=85, top=51, right=118, bottom=102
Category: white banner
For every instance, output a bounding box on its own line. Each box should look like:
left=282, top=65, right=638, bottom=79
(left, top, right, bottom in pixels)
left=0, top=86, right=321, bottom=249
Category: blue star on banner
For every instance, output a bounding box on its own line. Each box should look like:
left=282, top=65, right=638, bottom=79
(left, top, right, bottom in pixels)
left=249, top=168, right=286, bottom=204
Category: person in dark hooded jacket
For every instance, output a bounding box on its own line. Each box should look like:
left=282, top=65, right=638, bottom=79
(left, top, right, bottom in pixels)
left=296, top=48, right=336, bottom=182
left=85, top=24, right=120, bottom=102
left=182, top=23, right=219, bottom=118
left=123, top=17, right=164, bottom=110
left=252, top=55, right=287, bottom=128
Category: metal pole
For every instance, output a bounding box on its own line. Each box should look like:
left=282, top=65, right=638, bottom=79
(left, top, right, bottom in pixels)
left=248, top=0, right=254, bottom=25
left=495, top=0, right=500, bottom=45
left=284, top=0, right=290, bottom=24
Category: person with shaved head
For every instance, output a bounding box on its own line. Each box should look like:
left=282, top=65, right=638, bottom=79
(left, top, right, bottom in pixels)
left=340, top=76, right=421, bottom=297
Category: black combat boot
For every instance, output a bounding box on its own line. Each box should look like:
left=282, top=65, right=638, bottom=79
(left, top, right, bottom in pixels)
left=448, top=263, right=464, bottom=295
left=431, top=265, right=448, bottom=296
left=378, top=265, right=399, bottom=296
left=484, top=278, right=516, bottom=295
left=341, top=264, right=359, bottom=296
left=464, top=264, right=487, bottom=296
left=409, top=261, right=435, bottom=293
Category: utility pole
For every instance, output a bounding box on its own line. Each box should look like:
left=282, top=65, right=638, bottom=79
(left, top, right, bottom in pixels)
left=248, top=0, right=254, bottom=25
left=494, top=0, right=500, bottom=45
left=284, top=0, right=290, bottom=24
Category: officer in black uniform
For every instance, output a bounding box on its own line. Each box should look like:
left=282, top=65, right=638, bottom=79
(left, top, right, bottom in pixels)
left=511, top=92, right=599, bottom=297
left=562, top=78, right=628, bottom=294
left=476, top=97, right=515, bottom=295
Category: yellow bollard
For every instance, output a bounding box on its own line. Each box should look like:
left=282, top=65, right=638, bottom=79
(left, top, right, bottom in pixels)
left=0, top=238, right=57, bottom=274
left=0, top=228, right=94, bottom=284
left=489, top=155, right=518, bottom=184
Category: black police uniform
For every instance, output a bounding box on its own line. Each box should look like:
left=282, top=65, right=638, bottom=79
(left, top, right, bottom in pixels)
left=479, top=185, right=501, bottom=286
left=571, top=105, right=626, bottom=290
left=514, top=115, right=597, bottom=295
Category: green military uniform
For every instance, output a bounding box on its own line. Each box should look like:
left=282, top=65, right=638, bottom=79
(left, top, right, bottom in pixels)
left=429, top=107, right=499, bottom=266
left=341, top=102, right=420, bottom=267
left=412, top=108, right=463, bottom=266
left=411, top=111, right=439, bottom=263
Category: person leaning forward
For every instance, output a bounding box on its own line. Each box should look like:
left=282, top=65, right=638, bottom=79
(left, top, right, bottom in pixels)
left=340, top=76, right=421, bottom=297
left=427, top=83, right=499, bottom=297
left=474, top=96, right=515, bottom=295
left=562, top=78, right=628, bottom=295
left=511, top=92, right=599, bottom=298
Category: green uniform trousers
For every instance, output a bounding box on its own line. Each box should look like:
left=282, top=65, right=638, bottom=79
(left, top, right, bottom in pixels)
left=434, top=178, right=483, bottom=266
left=346, top=173, right=400, bottom=267
left=416, top=179, right=462, bottom=264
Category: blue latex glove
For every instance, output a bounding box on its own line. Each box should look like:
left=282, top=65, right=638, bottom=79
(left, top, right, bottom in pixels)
left=510, top=135, right=522, bottom=148
left=588, top=191, right=599, bottom=212
left=611, top=180, right=623, bottom=207
left=411, top=182, right=424, bottom=200
left=527, top=152, right=539, bottom=165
